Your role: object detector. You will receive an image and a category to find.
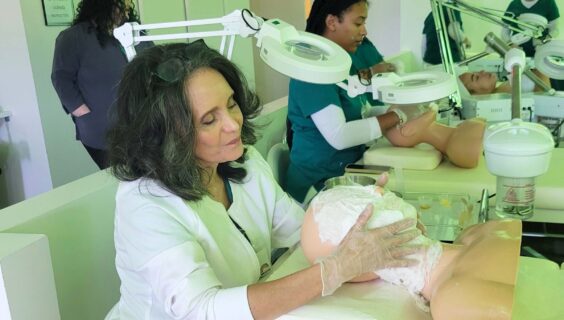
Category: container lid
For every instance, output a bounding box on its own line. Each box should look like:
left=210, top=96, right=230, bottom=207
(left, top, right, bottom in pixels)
left=483, top=119, right=554, bottom=156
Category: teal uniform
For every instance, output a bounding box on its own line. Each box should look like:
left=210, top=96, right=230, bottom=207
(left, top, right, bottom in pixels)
left=351, top=38, right=385, bottom=106
left=286, top=80, right=367, bottom=202
left=504, top=0, right=560, bottom=57
left=422, top=10, right=464, bottom=64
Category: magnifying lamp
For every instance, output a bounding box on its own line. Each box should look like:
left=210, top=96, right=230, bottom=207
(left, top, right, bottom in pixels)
left=429, top=0, right=548, bottom=90
left=113, top=9, right=351, bottom=84
left=343, top=70, right=458, bottom=105
left=484, top=32, right=556, bottom=94
left=535, top=40, right=564, bottom=80
left=508, top=13, right=549, bottom=46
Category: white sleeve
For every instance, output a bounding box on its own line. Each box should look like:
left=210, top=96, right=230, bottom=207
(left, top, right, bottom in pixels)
left=421, top=34, right=427, bottom=58
left=362, top=105, right=388, bottom=118
left=141, top=243, right=254, bottom=320
left=311, top=104, right=383, bottom=150
left=501, top=27, right=512, bottom=42
left=245, top=146, right=304, bottom=249
left=116, top=198, right=253, bottom=320
left=271, top=193, right=304, bottom=248
left=548, top=19, right=560, bottom=38
left=448, top=21, right=466, bottom=43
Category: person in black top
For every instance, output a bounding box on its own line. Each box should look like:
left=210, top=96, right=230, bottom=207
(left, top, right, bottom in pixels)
left=51, top=0, right=152, bottom=169
left=422, top=10, right=471, bottom=65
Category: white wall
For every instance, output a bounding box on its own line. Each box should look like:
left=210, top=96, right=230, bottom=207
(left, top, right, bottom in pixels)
left=0, top=0, right=53, bottom=208
left=367, top=0, right=429, bottom=65
left=250, top=0, right=306, bottom=103
left=461, top=0, right=511, bottom=54
left=366, top=1, right=402, bottom=57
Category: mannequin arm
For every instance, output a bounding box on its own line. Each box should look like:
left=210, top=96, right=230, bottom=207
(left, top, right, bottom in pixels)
left=384, top=108, right=486, bottom=168
left=384, top=110, right=450, bottom=153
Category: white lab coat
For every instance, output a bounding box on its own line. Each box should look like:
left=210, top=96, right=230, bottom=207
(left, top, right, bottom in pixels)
left=106, top=146, right=304, bottom=320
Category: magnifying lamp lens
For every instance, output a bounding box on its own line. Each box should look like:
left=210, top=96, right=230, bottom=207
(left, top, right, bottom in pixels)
left=285, top=40, right=328, bottom=61
left=534, top=39, right=564, bottom=79
left=397, top=79, right=434, bottom=87
left=545, top=55, right=564, bottom=67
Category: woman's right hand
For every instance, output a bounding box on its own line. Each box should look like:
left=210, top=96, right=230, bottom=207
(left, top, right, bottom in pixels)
left=318, top=204, right=422, bottom=296
left=71, top=104, right=91, bottom=117
left=371, top=62, right=396, bottom=74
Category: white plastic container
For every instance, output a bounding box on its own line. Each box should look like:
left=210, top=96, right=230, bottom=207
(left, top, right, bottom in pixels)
left=484, top=119, right=554, bottom=219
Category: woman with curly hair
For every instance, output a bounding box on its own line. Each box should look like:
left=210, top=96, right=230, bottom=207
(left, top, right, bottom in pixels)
left=286, top=0, right=428, bottom=203
left=51, top=0, right=151, bottom=169
left=104, top=41, right=422, bottom=319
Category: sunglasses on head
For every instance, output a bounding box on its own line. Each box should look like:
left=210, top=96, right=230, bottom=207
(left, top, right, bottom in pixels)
left=153, top=39, right=210, bottom=83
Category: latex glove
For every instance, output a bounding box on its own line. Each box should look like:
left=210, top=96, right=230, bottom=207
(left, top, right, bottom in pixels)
left=415, top=210, right=427, bottom=236
left=388, top=104, right=431, bottom=127
left=376, top=172, right=389, bottom=187
left=318, top=205, right=421, bottom=296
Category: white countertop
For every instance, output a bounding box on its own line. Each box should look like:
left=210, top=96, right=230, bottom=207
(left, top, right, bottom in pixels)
left=265, top=246, right=431, bottom=320
left=368, top=148, right=564, bottom=221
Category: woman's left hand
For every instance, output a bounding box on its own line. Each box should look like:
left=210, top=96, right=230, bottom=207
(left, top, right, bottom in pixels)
left=416, top=218, right=427, bottom=236
left=376, top=172, right=389, bottom=187
left=371, top=62, right=396, bottom=74
left=377, top=171, right=426, bottom=235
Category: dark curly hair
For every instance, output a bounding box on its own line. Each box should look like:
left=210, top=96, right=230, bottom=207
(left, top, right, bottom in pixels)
left=306, top=0, right=369, bottom=35
left=72, top=0, right=139, bottom=46
left=107, top=41, right=262, bottom=201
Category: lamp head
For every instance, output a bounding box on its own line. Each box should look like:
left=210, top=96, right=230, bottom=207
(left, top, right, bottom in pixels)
left=534, top=40, right=564, bottom=80
left=256, top=19, right=351, bottom=84
left=377, top=71, right=458, bottom=105
left=509, top=13, right=548, bottom=45
left=484, top=119, right=554, bottom=179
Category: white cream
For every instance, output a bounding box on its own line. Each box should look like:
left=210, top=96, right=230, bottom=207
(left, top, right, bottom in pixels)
left=311, top=185, right=442, bottom=309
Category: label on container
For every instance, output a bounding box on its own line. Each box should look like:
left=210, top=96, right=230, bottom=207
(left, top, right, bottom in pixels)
left=501, top=183, right=535, bottom=205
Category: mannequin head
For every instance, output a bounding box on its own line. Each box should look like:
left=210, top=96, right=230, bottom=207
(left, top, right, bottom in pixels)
left=459, top=71, right=497, bottom=95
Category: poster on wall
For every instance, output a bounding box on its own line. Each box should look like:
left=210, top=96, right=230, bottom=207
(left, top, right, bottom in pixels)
left=42, top=0, right=75, bottom=26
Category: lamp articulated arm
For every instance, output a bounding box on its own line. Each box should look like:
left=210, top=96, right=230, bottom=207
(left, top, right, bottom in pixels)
left=113, top=10, right=261, bottom=61
left=112, top=9, right=352, bottom=84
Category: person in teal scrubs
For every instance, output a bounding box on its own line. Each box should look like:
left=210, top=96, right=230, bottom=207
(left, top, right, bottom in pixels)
left=352, top=37, right=396, bottom=106
left=503, top=0, right=560, bottom=57
left=286, top=0, right=424, bottom=202
left=502, top=0, right=561, bottom=89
